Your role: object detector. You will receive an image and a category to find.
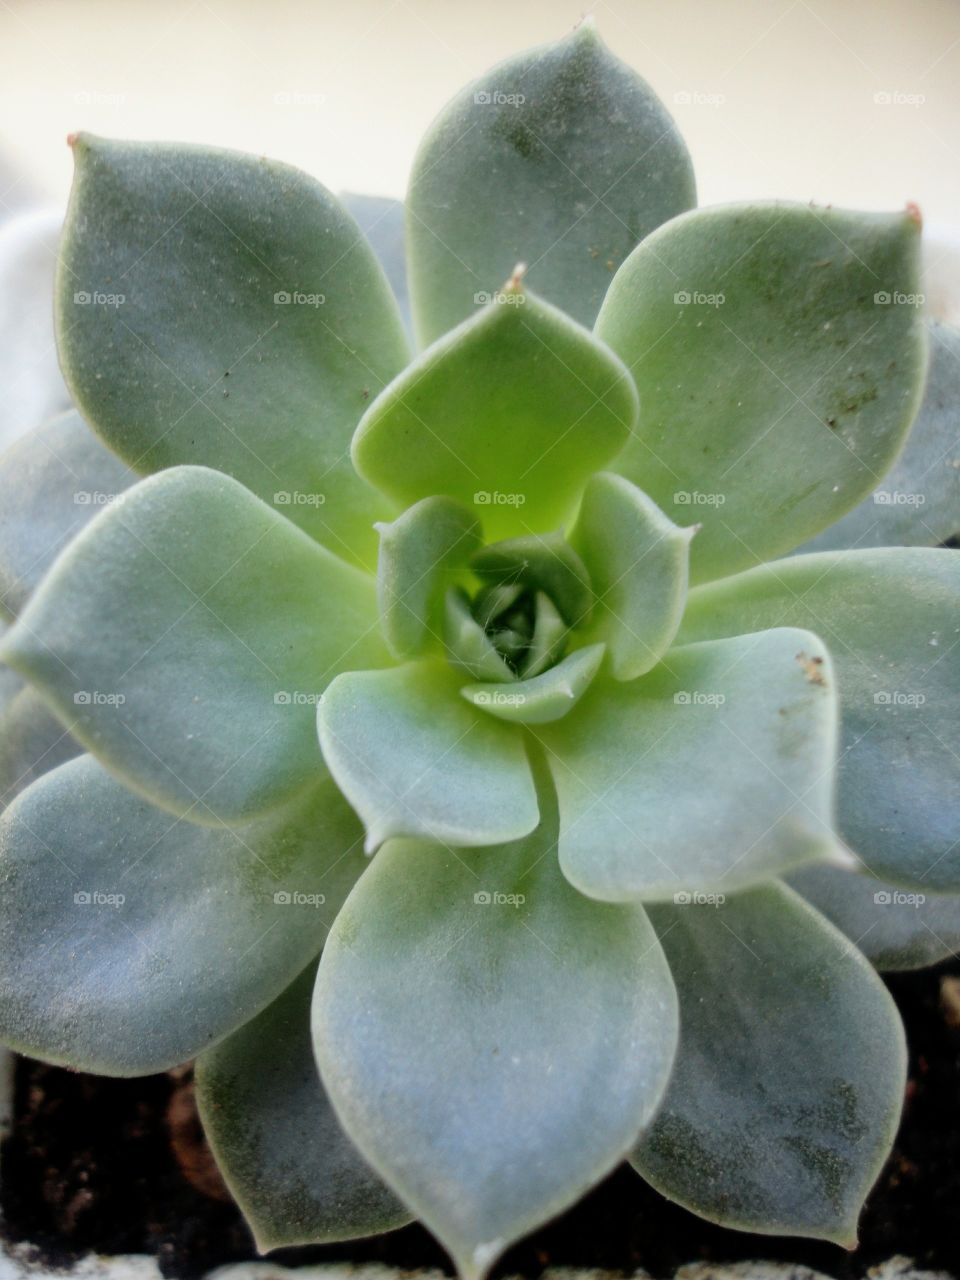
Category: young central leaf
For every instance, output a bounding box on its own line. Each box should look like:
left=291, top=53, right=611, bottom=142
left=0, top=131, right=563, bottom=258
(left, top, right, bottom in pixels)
left=351, top=282, right=639, bottom=541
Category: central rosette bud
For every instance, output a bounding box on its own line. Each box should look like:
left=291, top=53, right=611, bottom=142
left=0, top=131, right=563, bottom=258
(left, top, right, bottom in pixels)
left=443, top=532, right=593, bottom=684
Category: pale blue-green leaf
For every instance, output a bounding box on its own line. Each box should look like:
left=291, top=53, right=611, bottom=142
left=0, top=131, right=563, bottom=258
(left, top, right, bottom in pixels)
left=789, top=863, right=960, bottom=971
left=313, top=759, right=678, bottom=1280
left=541, top=628, right=840, bottom=902
left=56, top=136, right=410, bottom=567
left=195, top=962, right=412, bottom=1252
left=0, top=754, right=367, bottom=1074
left=0, top=685, right=80, bottom=810
left=632, top=883, right=906, bottom=1245
left=0, top=408, right=134, bottom=618
left=461, top=643, right=606, bottom=724
left=406, top=21, right=695, bottom=343
left=352, top=287, right=638, bottom=542
left=681, top=549, right=960, bottom=888
left=798, top=322, right=960, bottom=551
left=596, top=203, right=927, bottom=582
left=0, top=466, right=386, bottom=823
left=571, top=472, right=696, bottom=679
left=317, top=659, right=538, bottom=852
left=522, top=591, right=569, bottom=678
left=342, top=192, right=411, bottom=339
left=377, top=496, right=481, bottom=659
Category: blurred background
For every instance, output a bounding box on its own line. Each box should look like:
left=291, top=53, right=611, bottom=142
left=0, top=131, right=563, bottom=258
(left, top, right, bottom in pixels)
left=1, top=0, right=959, bottom=223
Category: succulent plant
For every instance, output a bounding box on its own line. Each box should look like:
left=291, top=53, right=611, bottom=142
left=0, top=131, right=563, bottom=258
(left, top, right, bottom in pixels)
left=1, top=20, right=960, bottom=1279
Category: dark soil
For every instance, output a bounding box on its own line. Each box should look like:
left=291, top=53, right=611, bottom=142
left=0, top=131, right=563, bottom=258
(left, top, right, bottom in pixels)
left=3, top=956, right=960, bottom=1280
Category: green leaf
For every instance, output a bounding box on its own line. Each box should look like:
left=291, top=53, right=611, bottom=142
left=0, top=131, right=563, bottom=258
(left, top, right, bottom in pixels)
left=317, top=659, right=538, bottom=851
left=798, top=321, right=960, bottom=551
left=351, top=287, right=638, bottom=542
left=681, top=549, right=960, bottom=889
left=0, top=754, right=368, bottom=1074
left=377, top=496, right=481, bottom=659
left=0, top=466, right=386, bottom=823
left=312, top=758, right=678, bottom=1280
left=596, top=204, right=927, bottom=582
left=0, top=210, right=70, bottom=454
left=0, top=409, right=133, bottom=618
left=195, top=962, right=412, bottom=1251
left=632, top=883, right=906, bottom=1245
left=461, top=643, right=606, bottom=724
left=406, top=21, right=695, bottom=344
left=540, top=628, right=840, bottom=902
left=443, top=588, right=516, bottom=682
left=0, top=685, right=80, bottom=810
left=521, top=591, right=569, bottom=678
left=789, top=863, right=960, bottom=971
left=571, top=473, right=696, bottom=679
left=56, top=135, right=411, bottom=567
left=471, top=533, right=593, bottom=627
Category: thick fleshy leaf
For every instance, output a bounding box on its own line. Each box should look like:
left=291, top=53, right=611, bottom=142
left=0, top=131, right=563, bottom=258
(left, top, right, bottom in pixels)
left=0, top=466, right=386, bottom=823
left=406, top=21, right=695, bottom=344
left=377, top=496, right=481, bottom=659
left=443, top=588, right=516, bottom=682
left=461, top=643, right=605, bottom=725
left=0, top=408, right=134, bottom=618
left=341, top=193, right=411, bottom=339
left=471, top=533, right=593, bottom=627
left=540, top=628, right=840, bottom=902
left=799, top=322, right=960, bottom=551
left=56, top=135, right=410, bottom=567
left=0, top=685, right=81, bottom=810
left=571, top=472, right=695, bottom=679
left=317, top=660, right=538, bottom=852
left=681, top=549, right=960, bottom=888
left=313, top=760, right=678, bottom=1280
left=596, top=203, right=927, bottom=582
left=632, top=883, right=906, bottom=1245
left=196, top=963, right=411, bottom=1251
left=0, top=209, right=70, bottom=453
left=522, top=592, right=569, bottom=678
left=789, top=863, right=960, bottom=971
left=0, top=754, right=368, bottom=1074
left=352, top=287, right=638, bottom=541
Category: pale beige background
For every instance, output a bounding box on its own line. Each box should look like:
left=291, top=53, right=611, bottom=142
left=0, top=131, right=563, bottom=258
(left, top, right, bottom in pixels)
left=0, top=0, right=958, bottom=227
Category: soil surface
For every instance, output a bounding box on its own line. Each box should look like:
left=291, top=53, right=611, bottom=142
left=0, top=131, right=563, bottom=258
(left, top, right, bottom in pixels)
left=3, top=956, right=960, bottom=1280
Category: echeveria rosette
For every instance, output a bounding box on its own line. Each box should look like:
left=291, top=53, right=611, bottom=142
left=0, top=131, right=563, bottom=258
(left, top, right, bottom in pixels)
left=0, top=19, right=958, bottom=1280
